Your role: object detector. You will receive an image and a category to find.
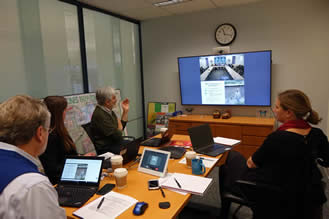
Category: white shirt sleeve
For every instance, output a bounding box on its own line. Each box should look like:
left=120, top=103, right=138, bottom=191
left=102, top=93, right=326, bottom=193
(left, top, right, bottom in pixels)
left=0, top=173, right=66, bottom=219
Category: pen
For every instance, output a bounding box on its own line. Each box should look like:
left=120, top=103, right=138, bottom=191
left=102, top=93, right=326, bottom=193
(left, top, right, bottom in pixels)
left=174, top=177, right=181, bottom=188
left=159, top=187, right=166, bottom=198
left=97, top=197, right=105, bottom=210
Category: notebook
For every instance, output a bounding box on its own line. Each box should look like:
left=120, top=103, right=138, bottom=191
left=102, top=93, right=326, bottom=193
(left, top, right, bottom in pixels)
left=188, top=124, right=232, bottom=157
left=161, top=173, right=213, bottom=196
left=55, top=156, right=104, bottom=207
left=141, top=130, right=172, bottom=147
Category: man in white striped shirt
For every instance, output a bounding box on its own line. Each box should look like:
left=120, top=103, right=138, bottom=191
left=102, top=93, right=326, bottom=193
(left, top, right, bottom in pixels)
left=0, top=95, right=66, bottom=219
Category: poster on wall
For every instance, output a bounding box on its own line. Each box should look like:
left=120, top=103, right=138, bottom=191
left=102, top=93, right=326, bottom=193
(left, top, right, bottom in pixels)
left=147, top=102, right=176, bottom=137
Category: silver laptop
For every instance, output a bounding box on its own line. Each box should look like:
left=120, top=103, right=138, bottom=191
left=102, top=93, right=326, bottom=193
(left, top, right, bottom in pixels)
left=56, top=156, right=104, bottom=207
left=188, top=124, right=231, bottom=157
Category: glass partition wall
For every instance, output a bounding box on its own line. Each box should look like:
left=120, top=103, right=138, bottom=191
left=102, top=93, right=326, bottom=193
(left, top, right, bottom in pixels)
left=0, top=0, right=83, bottom=99
left=0, top=0, right=144, bottom=138
left=83, top=9, right=144, bottom=138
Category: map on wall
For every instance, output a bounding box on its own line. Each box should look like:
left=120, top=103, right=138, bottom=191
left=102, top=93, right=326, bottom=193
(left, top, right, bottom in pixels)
left=63, top=90, right=122, bottom=154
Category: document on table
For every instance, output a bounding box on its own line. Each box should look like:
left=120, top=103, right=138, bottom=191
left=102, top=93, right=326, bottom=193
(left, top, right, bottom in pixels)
left=161, top=173, right=213, bottom=196
left=179, top=156, right=218, bottom=168
left=159, top=173, right=187, bottom=195
left=213, top=136, right=241, bottom=146
left=73, top=191, right=138, bottom=219
left=98, top=152, right=115, bottom=160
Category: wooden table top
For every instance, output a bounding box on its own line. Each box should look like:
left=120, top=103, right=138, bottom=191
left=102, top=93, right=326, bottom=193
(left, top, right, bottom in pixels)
left=64, top=135, right=223, bottom=219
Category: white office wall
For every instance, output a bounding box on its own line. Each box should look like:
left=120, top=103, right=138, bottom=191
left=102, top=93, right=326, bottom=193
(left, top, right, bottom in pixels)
left=141, top=0, right=329, bottom=133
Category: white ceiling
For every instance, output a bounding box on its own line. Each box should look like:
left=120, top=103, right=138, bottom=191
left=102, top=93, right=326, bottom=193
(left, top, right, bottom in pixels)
left=77, top=0, right=264, bottom=21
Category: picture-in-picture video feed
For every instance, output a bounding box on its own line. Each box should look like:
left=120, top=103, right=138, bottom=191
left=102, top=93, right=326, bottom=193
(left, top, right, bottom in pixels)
left=178, top=50, right=271, bottom=106
left=199, top=54, right=245, bottom=105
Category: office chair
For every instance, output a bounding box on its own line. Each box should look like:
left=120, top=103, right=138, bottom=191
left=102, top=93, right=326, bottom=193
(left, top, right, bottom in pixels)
left=218, top=150, right=281, bottom=219
left=219, top=150, right=327, bottom=219
left=81, top=122, right=95, bottom=143
left=82, top=122, right=135, bottom=145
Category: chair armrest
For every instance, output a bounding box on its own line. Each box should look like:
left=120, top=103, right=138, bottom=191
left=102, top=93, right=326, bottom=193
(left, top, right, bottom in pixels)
left=236, top=180, right=281, bottom=192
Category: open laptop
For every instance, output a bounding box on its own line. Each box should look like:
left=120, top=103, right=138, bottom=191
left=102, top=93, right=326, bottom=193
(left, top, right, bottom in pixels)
left=141, top=130, right=172, bottom=147
left=188, top=124, right=232, bottom=157
left=121, top=137, right=142, bottom=164
left=55, top=156, right=104, bottom=207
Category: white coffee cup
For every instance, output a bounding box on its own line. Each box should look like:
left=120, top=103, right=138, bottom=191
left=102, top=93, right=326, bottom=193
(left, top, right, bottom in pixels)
left=185, top=151, right=197, bottom=168
left=114, top=168, right=128, bottom=189
left=111, top=155, right=123, bottom=171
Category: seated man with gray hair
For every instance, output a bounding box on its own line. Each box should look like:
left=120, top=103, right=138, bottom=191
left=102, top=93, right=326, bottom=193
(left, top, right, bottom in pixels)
left=0, top=95, right=66, bottom=219
left=90, top=86, right=129, bottom=154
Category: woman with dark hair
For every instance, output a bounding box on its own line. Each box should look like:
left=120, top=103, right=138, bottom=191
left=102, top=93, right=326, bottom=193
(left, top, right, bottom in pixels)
left=220, top=89, right=329, bottom=219
left=39, top=96, right=78, bottom=185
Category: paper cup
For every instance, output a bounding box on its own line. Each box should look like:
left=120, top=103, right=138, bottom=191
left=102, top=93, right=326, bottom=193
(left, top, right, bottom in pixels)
left=185, top=151, right=197, bottom=168
left=111, top=155, right=123, bottom=171
left=114, top=168, right=128, bottom=189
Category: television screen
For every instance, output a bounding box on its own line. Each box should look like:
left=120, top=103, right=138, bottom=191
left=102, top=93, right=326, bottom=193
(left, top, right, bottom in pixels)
left=178, top=50, right=271, bottom=106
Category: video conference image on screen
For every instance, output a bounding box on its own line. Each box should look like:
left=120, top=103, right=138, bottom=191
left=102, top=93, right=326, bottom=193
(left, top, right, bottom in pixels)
left=141, top=151, right=168, bottom=172
left=199, top=54, right=245, bottom=105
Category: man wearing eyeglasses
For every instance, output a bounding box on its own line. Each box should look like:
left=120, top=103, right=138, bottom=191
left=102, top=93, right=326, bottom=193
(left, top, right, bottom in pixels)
left=0, top=95, right=65, bottom=219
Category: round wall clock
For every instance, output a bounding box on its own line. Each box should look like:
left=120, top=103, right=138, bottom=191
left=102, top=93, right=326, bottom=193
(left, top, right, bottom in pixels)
left=215, top=23, right=237, bottom=46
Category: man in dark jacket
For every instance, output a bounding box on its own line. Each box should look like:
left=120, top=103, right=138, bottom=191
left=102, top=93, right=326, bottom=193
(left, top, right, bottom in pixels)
left=90, top=86, right=129, bottom=154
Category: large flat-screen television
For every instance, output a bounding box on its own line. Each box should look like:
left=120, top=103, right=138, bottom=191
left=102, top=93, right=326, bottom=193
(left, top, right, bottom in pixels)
left=178, top=50, right=272, bottom=106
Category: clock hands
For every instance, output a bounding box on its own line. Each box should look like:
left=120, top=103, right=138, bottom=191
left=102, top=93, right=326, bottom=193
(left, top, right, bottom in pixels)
left=222, top=29, right=227, bottom=36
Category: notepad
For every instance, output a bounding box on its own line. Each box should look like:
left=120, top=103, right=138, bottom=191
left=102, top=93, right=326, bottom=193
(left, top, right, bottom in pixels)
left=73, top=191, right=138, bottom=219
left=161, top=173, right=213, bottom=196
left=213, top=136, right=241, bottom=146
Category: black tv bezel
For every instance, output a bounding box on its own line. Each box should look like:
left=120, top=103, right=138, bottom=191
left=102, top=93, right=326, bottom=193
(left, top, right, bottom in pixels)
left=177, top=50, right=272, bottom=107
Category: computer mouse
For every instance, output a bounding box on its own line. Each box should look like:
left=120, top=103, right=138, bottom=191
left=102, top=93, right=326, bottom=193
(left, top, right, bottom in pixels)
left=133, top=202, right=148, bottom=215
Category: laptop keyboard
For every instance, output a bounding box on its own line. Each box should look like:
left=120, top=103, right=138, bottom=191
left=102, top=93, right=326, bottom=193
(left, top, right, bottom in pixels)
left=202, top=144, right=225, bottom=153
left=141, top=138, right=162, bottom=147
left=56, top=186, right=96, bottom=207
left=159, top=146, right=186, bottom=159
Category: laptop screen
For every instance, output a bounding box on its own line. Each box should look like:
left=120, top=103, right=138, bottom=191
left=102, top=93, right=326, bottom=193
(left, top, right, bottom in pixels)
left=60, top=158, right=103, bottom=183
left=188, top=124, right=214, bottom=149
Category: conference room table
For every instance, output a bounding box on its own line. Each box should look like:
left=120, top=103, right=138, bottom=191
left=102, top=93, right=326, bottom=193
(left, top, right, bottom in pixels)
left=65, top=134, right=224, bottom=219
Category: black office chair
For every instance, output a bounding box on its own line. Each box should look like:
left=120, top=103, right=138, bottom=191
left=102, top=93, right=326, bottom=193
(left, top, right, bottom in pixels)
left=219, top=150, right=281, bottom=219
left=82, top=122, right=135, bottom=145
left=81, top=122, right=95, bottom=144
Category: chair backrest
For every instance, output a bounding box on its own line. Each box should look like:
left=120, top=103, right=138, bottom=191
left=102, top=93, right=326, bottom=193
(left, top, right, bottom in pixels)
left=220, top=150, right=248, bottom=190
left=70, top=125, right=97, bottom=155
left=82, top=122, right=95, bottom=143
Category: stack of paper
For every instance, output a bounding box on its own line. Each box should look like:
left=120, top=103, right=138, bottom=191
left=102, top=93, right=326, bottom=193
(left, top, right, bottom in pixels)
left=161, top=173, right=213, bottom=196
left=213, top=136, right=241, bottom=146
left=73, top=191, right=138, bottom=219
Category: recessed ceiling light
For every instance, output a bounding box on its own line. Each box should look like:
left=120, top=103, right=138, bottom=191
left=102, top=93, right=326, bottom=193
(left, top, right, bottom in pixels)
left=153, top=0, right=191, bottom=7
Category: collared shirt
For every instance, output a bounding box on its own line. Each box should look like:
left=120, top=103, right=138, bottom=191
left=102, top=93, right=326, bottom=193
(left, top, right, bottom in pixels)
left=97, top=104, right=113, bottom=116
left=0, top=142, right=66, bottom=219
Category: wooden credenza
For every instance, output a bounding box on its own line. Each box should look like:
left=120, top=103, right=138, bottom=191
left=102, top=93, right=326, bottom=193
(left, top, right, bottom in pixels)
left=168, top=115, right=275, bottom=158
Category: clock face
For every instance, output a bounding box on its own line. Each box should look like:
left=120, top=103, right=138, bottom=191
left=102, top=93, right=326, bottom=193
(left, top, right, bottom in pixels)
left=215, top=23, right=236, bottom=46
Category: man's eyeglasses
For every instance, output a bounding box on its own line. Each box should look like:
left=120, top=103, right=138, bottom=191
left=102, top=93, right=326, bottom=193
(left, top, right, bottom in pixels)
left=44, top=127, right=54, bottom=134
